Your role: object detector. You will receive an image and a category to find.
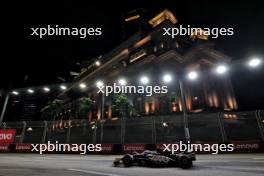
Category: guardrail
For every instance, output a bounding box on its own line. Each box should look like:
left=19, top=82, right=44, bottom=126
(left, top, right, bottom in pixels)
left=0, top=111, right=263, bottom=145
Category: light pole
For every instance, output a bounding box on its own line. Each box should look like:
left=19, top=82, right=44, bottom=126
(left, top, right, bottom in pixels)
left=96, top=80, right=105, bottom=120
left=101, top=92, right=105, bottom=120
left=179, top=79, right=190, bottom=141
left=100, top=92, right=105, bottom=143
left=0, top=92, right=10, bottom=127
left=96, top=80, right=105, bottom=143
left=162, top=73, right=192, bottom=142
left=118, top=78, right=127, bottom=144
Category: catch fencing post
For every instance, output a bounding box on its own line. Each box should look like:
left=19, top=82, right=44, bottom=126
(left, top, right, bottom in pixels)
left=217, top=112, right=227, bottom=142
left=19, top=121, right=27, bottom=143
left=42, top=121, right=48, bottom=143
left=256, top=110, right=264, bottom=141
left=151, top=116, right=157, bottom=144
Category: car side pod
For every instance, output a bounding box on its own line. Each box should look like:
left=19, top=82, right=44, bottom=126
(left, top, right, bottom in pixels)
left=113, top=150, right=195, bottom=169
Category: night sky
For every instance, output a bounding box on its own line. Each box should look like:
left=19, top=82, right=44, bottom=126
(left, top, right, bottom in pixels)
left=1, top=0, right=264, bottom=110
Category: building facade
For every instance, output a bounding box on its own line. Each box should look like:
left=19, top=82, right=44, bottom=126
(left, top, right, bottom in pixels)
left=59, top=10, right=238, bottom=122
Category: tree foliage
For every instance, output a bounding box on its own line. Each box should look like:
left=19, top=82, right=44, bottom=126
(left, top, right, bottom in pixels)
left=76, top=97, right=94, bottom=119
left=40, top=99, right=63, bottom=120
left=112, top=94, right=137, bottom=117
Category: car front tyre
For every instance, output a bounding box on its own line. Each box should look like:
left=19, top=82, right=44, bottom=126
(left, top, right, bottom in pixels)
left=179, top=156, right=193, bottom=169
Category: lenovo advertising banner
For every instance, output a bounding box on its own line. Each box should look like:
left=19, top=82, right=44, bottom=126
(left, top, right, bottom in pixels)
left=0, top=129, right=16, bottom=143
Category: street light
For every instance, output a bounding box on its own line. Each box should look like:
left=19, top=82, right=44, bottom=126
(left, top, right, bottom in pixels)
left=27, top=89, right=34, bottom=94
left=188, top=71, right=198, bottom=80
left=26, top=127, right=33, bottom=132
left=43, top=87, right=50, bottom=92
left=163, top=74, right=172, bottom=83
left=118, top=78, right=127, bottom=86
left=248, top=58, right=262, bottom=68
left=96, top=80, right=104, bottom=88
left=162, top=122, right=168, bottom=127
left=79, top=83, right=87, bottom=89
left=216, top=65, right=228, bottom=74
left=11, top=91, right=19, bottom=95
left=95, top=60, right=101, bottom=67
left=140, top=76, right=150, bottom=85
left=60, top=85, right=67, bottom=90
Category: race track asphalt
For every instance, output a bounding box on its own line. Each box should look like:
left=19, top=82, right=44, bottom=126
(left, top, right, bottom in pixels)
left=0, top=153, right=263, bottom=176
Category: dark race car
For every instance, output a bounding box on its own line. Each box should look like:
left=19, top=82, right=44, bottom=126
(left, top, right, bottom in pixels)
left=113, top=150, right=196, bottom=169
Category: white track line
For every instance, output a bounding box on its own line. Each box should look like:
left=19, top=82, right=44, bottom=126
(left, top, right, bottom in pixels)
left=252, top=158, right=264, bottom=160
left=68, top=168, right=123, bottom=176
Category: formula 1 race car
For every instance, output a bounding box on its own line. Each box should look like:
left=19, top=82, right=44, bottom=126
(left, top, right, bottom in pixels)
left=113, top=150, right=196, bottom=169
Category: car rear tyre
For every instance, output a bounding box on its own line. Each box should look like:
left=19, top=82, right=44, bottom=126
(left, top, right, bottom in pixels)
left=179, top=156, right=193, bottom=169
left=122, top=155, right=133, bottom=167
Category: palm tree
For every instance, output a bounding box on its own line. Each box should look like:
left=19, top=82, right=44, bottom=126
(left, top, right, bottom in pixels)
left=76, top=97, right=94, bottom=119
left=112, top=94, right=137, bottom=118
left=40, top=99, right=63, bottom=120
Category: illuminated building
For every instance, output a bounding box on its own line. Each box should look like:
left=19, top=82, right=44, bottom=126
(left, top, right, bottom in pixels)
left=61, top=9, right=238, bottom=121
